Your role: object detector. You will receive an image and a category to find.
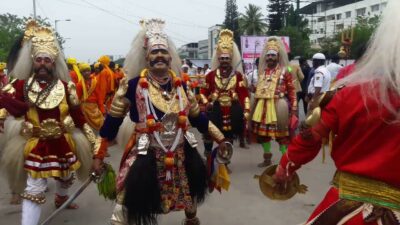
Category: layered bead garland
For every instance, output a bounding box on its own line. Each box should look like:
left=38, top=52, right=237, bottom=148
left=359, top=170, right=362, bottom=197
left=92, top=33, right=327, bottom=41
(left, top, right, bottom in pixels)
left=139, top=69, right=188, bottom=181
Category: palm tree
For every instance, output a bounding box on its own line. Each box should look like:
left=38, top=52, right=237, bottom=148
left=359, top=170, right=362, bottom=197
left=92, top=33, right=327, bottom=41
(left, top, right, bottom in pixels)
left=239, top=4, right=267, bottom=35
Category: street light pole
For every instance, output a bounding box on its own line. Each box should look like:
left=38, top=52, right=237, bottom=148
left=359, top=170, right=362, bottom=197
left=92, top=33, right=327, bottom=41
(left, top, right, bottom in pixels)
left=33, top=0, right=37, bottom=19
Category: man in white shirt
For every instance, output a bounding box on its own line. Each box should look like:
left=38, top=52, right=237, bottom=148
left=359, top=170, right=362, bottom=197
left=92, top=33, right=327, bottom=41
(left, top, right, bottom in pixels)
left=326, top=54, right=343, bottom=81
left=186, top=59, right=197, bottom=76
left=246, top=58, right=259, bottom=93
left=307, top=53, right=331, bottom=111
left=203, top=64, right=211, bottom=75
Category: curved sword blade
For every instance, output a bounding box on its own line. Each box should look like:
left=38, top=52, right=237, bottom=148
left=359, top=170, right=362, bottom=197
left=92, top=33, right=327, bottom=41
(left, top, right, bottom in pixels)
left=39, top=176, right=93, bottom=225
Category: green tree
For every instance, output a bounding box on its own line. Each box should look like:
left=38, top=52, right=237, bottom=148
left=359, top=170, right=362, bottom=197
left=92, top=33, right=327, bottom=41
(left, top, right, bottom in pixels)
left=238, top=4, right=267, bottom=35
left=223, top=0, right=240, bottom=48
left=318, top=36, right=341, bottom=58
left=344, top=15, right=380, bottom=58
left=0, top=13, right=24, bottom=61
left=0, top=13, right=65, bottom=62
left=267, top=0, right=290, bottom=34
left=285, top=5, right=308, bottom=28
left=278, top=26, right=311, bottom=57
left=319, top=15, right=381, bottom=59
left=277, top=5, right=311, bottom=57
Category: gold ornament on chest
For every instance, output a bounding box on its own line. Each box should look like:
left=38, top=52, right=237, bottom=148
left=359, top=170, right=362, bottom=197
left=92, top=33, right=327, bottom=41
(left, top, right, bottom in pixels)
left=215, top=69, right=237, bottom=91
left=27, top=78, right=65, bottom=109
left=255, top=68, right=281, bottom=99
left=147, top=81, right=187, bottom=113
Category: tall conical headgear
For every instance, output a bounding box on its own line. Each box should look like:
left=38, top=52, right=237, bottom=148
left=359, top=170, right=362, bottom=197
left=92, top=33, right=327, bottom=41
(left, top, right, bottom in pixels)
left=11, top=19, right=69, bottom=81
left=216, top=29, right=234, bottom=56
left=141, top=18, right=169, bottom=53
left=31, top=26, right=59, bottom=60
left=123, top=18, right=182, bottom=80
left=211, top=29, right=243, bottom=73
left=23, top=19, right=38, bottom=41
left=264, top=39, right=280, bottom=55
left=258, top=37, right=289, bottom=73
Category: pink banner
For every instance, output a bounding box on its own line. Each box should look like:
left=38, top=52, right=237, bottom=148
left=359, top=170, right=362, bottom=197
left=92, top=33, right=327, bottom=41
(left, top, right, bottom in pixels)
left=241, top=36, right=290, bottom=74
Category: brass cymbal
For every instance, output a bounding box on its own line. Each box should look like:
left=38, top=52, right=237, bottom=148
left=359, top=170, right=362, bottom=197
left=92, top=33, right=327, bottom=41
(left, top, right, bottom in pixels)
left=254, top=165, right=308, bottom=201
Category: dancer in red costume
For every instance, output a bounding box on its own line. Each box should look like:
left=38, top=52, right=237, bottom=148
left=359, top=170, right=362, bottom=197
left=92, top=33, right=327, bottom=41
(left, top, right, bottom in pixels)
left=0, top=21, right=95, bottom=225
left=273, top=1, right=400, bottom=224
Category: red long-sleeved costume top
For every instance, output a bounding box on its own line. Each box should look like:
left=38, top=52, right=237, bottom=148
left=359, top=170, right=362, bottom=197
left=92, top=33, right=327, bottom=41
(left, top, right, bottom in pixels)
left=1, top=79, right=86, bottom=128
left=280, top=83, right=400, bottom=188
left=201, top=69, right=249, bottom=107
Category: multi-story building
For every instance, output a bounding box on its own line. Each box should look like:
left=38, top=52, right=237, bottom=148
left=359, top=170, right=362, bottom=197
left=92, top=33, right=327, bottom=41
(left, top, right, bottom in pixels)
left=178, top=24, right=222, bottom=60
left=300, top=0, right=387, bottom=47
left=197, top=39, right=209, bottom=59
left=178, top=42, right=198, bottom=59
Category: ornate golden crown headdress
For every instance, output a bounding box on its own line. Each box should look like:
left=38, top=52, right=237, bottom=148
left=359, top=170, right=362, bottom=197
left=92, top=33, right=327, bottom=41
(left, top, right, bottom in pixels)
left=23, top=19, right=39, bottom=42
left=31, top=26, right=59, bottom=60
left=141, top=18, right=169, bottom=51
left=216, top=29, right=234, bottom=55
left=264, top=39, right=280, bottom=54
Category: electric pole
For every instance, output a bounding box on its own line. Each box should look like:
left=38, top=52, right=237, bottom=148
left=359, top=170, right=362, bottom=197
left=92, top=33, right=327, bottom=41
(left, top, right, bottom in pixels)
left=33, top=0, right=37, bottom=19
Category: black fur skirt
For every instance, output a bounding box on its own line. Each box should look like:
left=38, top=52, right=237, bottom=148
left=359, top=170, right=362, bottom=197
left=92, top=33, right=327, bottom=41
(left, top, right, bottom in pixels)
left=123, top=141, right=207, bottom=225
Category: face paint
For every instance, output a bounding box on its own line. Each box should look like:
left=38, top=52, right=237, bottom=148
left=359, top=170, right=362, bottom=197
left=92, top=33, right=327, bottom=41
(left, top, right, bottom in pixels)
left=218, top=53, right=232, bottom=68
left=147, top=48, right=171, bottom=73
left=33, top=53, right=54, bottom=79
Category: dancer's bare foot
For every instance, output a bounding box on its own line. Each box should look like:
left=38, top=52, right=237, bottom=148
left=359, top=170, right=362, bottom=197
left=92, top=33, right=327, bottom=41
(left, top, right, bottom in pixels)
left=55, top=194, right=79, bottom=209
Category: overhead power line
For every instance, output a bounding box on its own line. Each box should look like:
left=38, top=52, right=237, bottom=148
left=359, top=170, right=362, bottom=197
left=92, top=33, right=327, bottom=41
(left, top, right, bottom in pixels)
left=79, top=0, right=194, bottom=44
left=122, top=0, right=209, bottom=29
left=80, top=0, right=139, bottom=26
left=55, top=0, right=208, bottom=45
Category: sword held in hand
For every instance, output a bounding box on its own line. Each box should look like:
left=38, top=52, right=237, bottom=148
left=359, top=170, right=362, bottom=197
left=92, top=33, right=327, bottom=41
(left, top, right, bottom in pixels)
left=39, top=172, right=102, bottom=225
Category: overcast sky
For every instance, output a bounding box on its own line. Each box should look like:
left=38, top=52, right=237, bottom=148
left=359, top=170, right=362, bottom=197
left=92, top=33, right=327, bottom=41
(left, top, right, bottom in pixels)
left=2, top=0, right=305, bottom=62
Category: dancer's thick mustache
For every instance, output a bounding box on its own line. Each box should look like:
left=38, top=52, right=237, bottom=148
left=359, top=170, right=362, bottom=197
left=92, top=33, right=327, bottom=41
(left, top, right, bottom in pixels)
left=34, top=66, right=52, bottom=74
left=150, top=58, right=169, bottom=67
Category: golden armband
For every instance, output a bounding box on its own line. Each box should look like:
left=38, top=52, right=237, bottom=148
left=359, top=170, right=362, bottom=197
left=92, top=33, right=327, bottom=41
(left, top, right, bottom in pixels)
left=199, top=94, right=208, bottom=105
left=1, top=82, right=16, bottom=95
left=304, top=87, right=343, bottom=127
left=305, top=107, right=321, bottom=127
left=208, top=121, right=225, bottom=143
left=109, top=77, right=130, bottom=118
left=0, top=108, right=8, bottom=120
left=244, top=97, right=251, bottom=120
left=67, top=82, right=80, bottom=107
left=209, top=92, right=218, bottom=103
left=109, top=97, right=130, bottom=118
left=82, top=123, right=97, bottom=150
left=188, top=90, right=200, bottom=117
left=244, top=97, right=250, bottom=111
left=93, top=137, right=109, bottom=159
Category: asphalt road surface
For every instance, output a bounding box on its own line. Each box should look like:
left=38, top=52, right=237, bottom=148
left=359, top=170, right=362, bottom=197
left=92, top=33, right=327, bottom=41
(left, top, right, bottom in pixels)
left=0, top=103, right=337, bottom=225
left=0, top=133, right=336, bottom=225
